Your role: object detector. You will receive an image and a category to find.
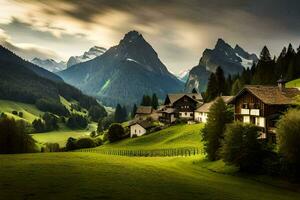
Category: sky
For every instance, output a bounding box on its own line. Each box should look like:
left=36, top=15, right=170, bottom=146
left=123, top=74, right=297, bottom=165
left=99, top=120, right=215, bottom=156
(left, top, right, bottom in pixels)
left=0, top=0, right=299, bottom=73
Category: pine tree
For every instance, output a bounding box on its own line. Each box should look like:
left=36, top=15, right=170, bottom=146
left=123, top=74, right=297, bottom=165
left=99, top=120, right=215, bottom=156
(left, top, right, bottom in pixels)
left=215, top=66, right=226, bottom=96
left=192, top=88, right=198, bottom=93
left=205, top=73, right=218, bottom=102
left=151, top=93, right=159, bottom=109
left=114, top=104, right=123, bottom=123
left=141, top=95, right=152, bottom=106
left=202, top=97, right=233, bottom=161
left=121, top=106, right=127, bottom=122
left=231, top=79, right=242, bottom=95
left=225, top=75, right=232, bottom=95
left=131, top=104, right=137, bottom=119
left=260, top=46, right=272, bottom=61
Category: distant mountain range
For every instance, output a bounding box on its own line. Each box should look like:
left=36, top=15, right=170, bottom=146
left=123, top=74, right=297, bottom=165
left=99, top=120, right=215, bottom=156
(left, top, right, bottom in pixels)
left=185, top=39, right=258, bottom=92
left=31, top=58, right=67, bottom=72
left=67, top=46, right=107, bottom=68
left=31, top=46, right=107, bottom=73
left=176, top=69, right=190, bottom=82
left=0, top=45, right=104, bottom=115
left=58, top=31, right=183, bottom=106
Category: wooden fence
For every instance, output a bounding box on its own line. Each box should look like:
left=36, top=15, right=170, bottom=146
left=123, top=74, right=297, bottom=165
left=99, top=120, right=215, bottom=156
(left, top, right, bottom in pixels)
left=76, top=147, right=203, bottom=157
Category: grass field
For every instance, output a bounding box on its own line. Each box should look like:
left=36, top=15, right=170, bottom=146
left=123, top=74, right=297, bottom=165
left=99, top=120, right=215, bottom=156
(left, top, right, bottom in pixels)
left=99, top=123, right=204, bottom=150
left=287, top=78, right=300, bottom=88
left=0, top=153, right=299, bottom=200
left=31, top=123, right=97, bottom=147
left=0, top=100, right=43, bottom=123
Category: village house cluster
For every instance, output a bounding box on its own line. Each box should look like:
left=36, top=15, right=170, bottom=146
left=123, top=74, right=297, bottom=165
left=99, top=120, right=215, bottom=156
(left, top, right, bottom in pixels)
left=129, top=80, right=300, bottom=142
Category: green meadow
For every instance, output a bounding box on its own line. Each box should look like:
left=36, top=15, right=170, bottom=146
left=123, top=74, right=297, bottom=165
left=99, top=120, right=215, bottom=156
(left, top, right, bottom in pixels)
left=0, top=153, right=300, bottom=200
left=287, top=78, right=300, bottom=88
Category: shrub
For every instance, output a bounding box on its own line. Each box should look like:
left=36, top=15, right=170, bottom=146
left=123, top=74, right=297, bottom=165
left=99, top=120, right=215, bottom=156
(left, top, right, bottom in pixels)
left=98, top=114, right=115, bottom=131
left=0, top=118, right=36, bottom=154
left=76, top=138, right=96, bottom=149
left=43, top=143, right=60, bottom=152
left=66, top=137, right=77, bottom=151
left=107, top=123, right=125, bottom=142
left=94, top=137, right=103, bottom=146
left=90, top=131, right=97, bottom=138
left=18, top=112, right=23, bottom=118
left=221, top=122, right=264, bottom=173
left=12, top=110, right=18, bottom=115
left=277, top=109, right=300, bottom=179
left=202, top=97, right=233, bottom=161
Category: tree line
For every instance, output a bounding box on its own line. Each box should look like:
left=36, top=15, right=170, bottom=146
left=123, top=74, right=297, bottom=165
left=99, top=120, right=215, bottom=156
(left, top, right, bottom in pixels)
left=204, top=44, right=300, bottom=102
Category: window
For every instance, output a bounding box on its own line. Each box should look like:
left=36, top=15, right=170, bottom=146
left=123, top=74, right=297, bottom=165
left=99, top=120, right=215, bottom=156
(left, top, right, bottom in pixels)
left=190, top=113, right=193, bottom=116
left=243, top=116, right=250, bottom=123
left=185, top=112, right=187, bottom=116
left=242, top=103, right=249, bottom=109
left=179, top=113, right=182, bottom=116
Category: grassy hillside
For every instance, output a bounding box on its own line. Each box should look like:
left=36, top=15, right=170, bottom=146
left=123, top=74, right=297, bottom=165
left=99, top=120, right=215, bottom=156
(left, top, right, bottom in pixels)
left=0, top=100, right=44, bottom=123
left=32, top=123, right=97, bottom=147
left=100, top=123, right=204, bottom=150
left=0, top=153, right=299, bottom=200
left=287, top=78, right=300, bottom=88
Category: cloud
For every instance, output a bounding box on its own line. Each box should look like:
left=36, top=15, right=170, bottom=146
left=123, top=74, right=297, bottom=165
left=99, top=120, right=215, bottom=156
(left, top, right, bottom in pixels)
left=1, top=0, right=300, bottom=72
left=0, top=28, right=61, bottom=60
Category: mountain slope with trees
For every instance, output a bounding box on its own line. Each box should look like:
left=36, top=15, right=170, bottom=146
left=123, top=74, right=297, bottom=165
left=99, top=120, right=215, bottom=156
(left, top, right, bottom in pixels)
left=0, top=45, right=106, bottom=117
left=58, top=31, right=183, bottom=106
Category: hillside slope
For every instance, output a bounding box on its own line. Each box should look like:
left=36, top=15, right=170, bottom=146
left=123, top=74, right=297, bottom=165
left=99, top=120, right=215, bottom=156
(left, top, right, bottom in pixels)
left=0, top=45, right=106, bottom=116
left=287, top=78, right=300, bottom=88
left=100, top=123, right=204, bottom=150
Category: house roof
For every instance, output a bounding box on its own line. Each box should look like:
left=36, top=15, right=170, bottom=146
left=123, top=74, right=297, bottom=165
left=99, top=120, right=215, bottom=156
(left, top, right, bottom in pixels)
left=130, top=120, right=153, bottom=129
left=196, top=96, right=234, bottom=113
left=157, top=106, right=177, bottom=114
left=136, top=106, right=152, bottom=114
left=229, top=85, right=300, bottom=105
left=165, top=93, right=203, bottom=105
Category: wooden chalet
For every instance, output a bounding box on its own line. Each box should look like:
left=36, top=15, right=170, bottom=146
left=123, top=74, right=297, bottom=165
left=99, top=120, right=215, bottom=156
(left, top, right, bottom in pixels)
left=158, top=92, right=203, bottom=123
left=194, top=96, right=233, bottom=123
left=229, top=79, right=300, bottom=142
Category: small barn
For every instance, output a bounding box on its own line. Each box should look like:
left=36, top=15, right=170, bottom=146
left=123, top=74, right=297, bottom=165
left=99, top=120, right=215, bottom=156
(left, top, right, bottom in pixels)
left=129, top=120, right=153, bottom=137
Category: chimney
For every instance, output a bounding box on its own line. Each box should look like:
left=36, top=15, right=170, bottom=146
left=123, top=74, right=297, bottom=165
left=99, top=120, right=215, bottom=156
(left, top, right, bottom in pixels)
left=277, top=77, right=286, bottom=92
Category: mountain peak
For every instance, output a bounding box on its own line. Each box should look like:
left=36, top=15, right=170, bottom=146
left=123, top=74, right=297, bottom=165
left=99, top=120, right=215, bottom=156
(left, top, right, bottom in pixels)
left=121, top=30, right=143, bottom=44
left=215, top=38, right=231, bottom=49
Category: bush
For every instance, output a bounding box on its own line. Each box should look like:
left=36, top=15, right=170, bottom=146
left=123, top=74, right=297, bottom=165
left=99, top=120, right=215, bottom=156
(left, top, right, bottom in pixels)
left=0, top=117, right=36, bottom=154
left=221, top=122, right=264, bottom=173
left=90, top=131, right=97, bottom=138
left=202, top=97, right=233, bottom=161
left=98, top=114, right=115, bottom=132
left=12, top=110, right=18, bottom=115
left=107, top=123, right=125, bottom=143
left=18, top=112, right=23, bottom=118
left=76, top=138, right=96, bottom=149
left=67, top=114, right=88, bottom=129
left=277, top=109, right=300, bottom=179
left=32, top=113, right=58, bottom=133
left=42, top=143, right=60, bottom=152
left=94, top=137, right=103, bottom=146
left=66, top=137, right=77, bottom=151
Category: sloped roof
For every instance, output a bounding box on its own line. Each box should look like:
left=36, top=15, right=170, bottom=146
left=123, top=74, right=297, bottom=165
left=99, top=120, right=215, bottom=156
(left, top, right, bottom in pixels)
left=165, top=93, right=203, bottom=105
left=136, top=106, right=152, bottom=114
left=230, top=85, right=300, bottom=105
left=196, top=96, right=234, bottom=113
left=130, top=120, right=153, bottom=129
left=157, top=106, right=177, bottom=114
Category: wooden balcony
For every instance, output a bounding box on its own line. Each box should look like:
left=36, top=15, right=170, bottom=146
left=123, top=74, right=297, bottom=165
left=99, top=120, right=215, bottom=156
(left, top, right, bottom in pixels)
left=241, top=109, right=250, bottom=115
left=250, top=109, right=260, bottom=116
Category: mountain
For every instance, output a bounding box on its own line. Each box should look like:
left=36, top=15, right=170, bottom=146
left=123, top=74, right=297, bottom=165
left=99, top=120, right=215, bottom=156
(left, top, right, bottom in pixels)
left=31, top=58, right=66, bottom=72
left=0, top=46, right=62, bottom=82
left=185, top=39, right=258, bottom=92
left=67, top=46, right=107, bottom=68
left=59, top=31, right=184, bottom=106
left=0, top=45, right=105, bottom=116
left=176, top=69, right=190, bottom=82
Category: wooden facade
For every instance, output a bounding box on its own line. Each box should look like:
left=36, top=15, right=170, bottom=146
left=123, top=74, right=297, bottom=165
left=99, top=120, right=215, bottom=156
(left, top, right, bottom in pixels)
left=231, top=88, right=295, bottom=143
